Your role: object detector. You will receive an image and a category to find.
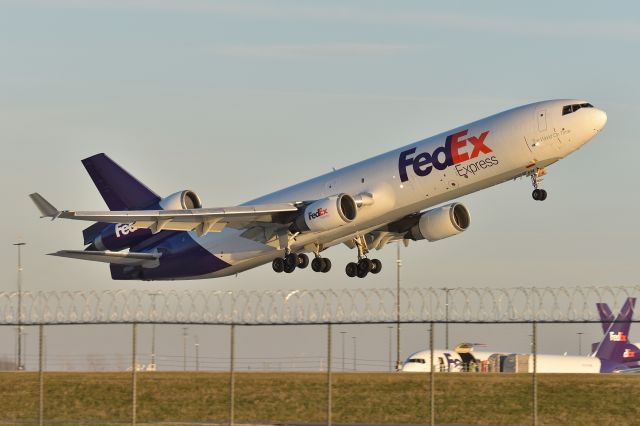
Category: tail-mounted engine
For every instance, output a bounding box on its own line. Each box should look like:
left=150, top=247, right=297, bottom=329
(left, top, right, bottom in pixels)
left=408, top=203, right=470, bottom=241
left=159, top=190, right=202, bottom=210
left=90, top=190, right=203, bottom=251
left=291, top=193, right=358, bottom=233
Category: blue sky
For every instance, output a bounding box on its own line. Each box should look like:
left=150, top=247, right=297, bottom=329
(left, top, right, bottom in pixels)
left=1, top=1, right=639, bottom=367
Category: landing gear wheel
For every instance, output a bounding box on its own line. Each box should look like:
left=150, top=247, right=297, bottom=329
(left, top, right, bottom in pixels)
left=532, top=189, right=548, bottom=201
left=345, top=262, right=358, bottom=277
left=370, top=259, right=382, bottom=274
left=321, top=258, right=332, bottom=273
left=283, top=262, right=296, bottom=273
left=284, top=253, right=298, bottom=268
left=311, top=257, right=324, bottom=272
left=357, top=258, right=372, bottom=278
left=539, top=189, right=547, bottom=201
left=272, top=258, right=284, bottom=273
left=297, top=253, right=309, bottom=269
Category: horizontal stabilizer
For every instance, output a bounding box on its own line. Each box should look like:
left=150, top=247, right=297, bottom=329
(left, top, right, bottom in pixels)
left=29, top=193, right=60, bottom=218
left=50, top=250, right=161, bottom=267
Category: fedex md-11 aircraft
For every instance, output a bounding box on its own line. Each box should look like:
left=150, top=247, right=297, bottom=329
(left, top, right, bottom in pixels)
left=31, top=100, right=607, bottom=280
left=402, top=298, right=640, bottom=373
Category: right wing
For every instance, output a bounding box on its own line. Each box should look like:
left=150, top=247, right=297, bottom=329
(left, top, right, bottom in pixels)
left=30, top=193, right=300, bottom=236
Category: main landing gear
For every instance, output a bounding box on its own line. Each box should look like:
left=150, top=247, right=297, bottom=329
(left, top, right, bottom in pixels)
left=345, top=235, right=382, bottom=278
left=345, top=258, right=382, bottom=278
left=529, top=167, right=548, bottom=201
left=272, top=252, right=310, bottom=274
left=272, top=251, right=331, bottom=274
left=311, top=256, right=332, bottom=273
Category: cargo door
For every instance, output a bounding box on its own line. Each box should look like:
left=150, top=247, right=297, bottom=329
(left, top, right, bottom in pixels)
left=536, top=109, right=547, bottom=132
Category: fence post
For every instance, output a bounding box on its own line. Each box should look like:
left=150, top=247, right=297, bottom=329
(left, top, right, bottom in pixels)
left=429, top=322, right=435, bottom=426
left=327, top=324, right=332, bottom=426
left=132, top=323, right=137, bottom=426
left=38, top=324, right=44, bottom=426
left=229, top=324, right=236, bottom=426
left=532, top=321, right=537, bottom=426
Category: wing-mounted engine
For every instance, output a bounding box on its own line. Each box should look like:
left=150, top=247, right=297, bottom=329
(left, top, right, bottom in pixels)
left=290, top=193, right=358, bottom=233
left=159, top=190, right=202, bottom=210
left=89, top=190, right=204, bottom=251
left=408, top=203, right=470, bottom=241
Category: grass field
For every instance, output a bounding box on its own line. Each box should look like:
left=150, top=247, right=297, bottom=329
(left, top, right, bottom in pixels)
left=0, top=371, right=639, bottom=425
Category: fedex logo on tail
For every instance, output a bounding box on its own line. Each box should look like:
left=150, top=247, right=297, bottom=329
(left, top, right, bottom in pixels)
left=398, top=129, right=497, bottom=182
left=609, top=331, right=628, bottom=342
left=623, top=348, right=636, bottom=358
left=115, top=223, right=138, bottom=238
left=444, top=353, right=461, bottom=369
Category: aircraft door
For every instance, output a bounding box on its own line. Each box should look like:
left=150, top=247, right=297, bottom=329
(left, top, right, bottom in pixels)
left=536, top=109, right=547, bottom=132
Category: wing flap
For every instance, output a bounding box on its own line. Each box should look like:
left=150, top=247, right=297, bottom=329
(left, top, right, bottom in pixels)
left=50, top=250, right=161, bottom=267
left=30, top=193, right=300, bottom=236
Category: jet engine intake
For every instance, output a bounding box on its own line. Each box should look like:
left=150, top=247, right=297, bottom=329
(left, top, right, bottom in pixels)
left=409, top=203, right=470, bottom=242
left=292, top=193, right=358, bottom=233
left=159, top=190, right=202, bottom=210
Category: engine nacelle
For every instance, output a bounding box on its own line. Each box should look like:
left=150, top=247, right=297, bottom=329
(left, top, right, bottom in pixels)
left=92, top=223, right=152, bottom=252
left=91, top=190, right=202, bottom=251
left=409, top=203, right=470, bottom=242
left=159, top=190, right=202, bottom=210
left=292, top=193, right=358, bottom=233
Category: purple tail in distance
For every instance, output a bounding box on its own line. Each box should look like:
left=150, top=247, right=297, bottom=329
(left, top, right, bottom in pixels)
left=82, top=153, right=161, bottom=211
left=594, top=298, right=639, bottom=364
left=596, top=302, right=614, bottom=333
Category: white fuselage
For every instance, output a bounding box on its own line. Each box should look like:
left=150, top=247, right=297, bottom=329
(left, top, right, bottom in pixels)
left=401, top=350, right=602, bottom=373
left=191, top=99, right=606, bottom=278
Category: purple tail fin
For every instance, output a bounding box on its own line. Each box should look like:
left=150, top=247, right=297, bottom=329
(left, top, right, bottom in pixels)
left=82, top=153, right=161, bottom=210
left=597, top=302, right=614, bottom=333
left=595, top=298, right=638, bottom=363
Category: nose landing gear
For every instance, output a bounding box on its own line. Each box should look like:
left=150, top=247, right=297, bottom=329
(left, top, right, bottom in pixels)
left=532, top=188, right=547, bottom=201
left=529, top=167, right=548, bottom=201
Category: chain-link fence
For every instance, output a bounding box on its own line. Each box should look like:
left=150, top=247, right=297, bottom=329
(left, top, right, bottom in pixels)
left=2, top=286, right=640, bottom=426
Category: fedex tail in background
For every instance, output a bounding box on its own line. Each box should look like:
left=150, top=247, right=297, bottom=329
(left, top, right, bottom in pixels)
left=594, top=298, right=640, bottom=369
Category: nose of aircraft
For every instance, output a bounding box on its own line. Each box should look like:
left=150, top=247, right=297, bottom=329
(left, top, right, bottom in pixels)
left=593, top=108, right=607, bottom=132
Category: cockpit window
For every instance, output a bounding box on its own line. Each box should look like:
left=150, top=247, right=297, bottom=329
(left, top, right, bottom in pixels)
left=406, top=358, right=425, bottom=364
left=562, top=103, right=594, bottom=116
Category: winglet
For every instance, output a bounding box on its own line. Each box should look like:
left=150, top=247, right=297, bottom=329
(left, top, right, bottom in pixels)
left=29, top=193, right=60, bottom=219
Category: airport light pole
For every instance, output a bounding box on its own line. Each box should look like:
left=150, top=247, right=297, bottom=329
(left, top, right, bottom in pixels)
left=195, top=335, right=200, bottom=372
left=339, top=331, right=346, bottom=372
left=149, top=292, right=161, bottom=370
left=352, top=336, right=357, bottom=371
left=182, top=327, right=188, bottom=371
left=387, top=326, right=393, bottom=372
left=577, top=332, right=584, bottom=356
left=440, top=287, right=452, bottom=350
left=14, top=242, right=26, bottom=371
left=396, top=242, right=401, bottom=369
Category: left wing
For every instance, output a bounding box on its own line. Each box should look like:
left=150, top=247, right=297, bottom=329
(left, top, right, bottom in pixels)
left=30, top=193, right=299, bottom=236
left=51, top=250, right=161, bottom=266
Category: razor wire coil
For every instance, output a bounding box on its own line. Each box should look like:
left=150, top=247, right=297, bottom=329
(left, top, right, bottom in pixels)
left=1, top=286, right=639, bottom=325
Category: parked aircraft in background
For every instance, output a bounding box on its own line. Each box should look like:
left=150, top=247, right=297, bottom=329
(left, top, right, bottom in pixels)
left=31, top=100, right=606, bottom=280
left=401, top=298, right=640, bottom=373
